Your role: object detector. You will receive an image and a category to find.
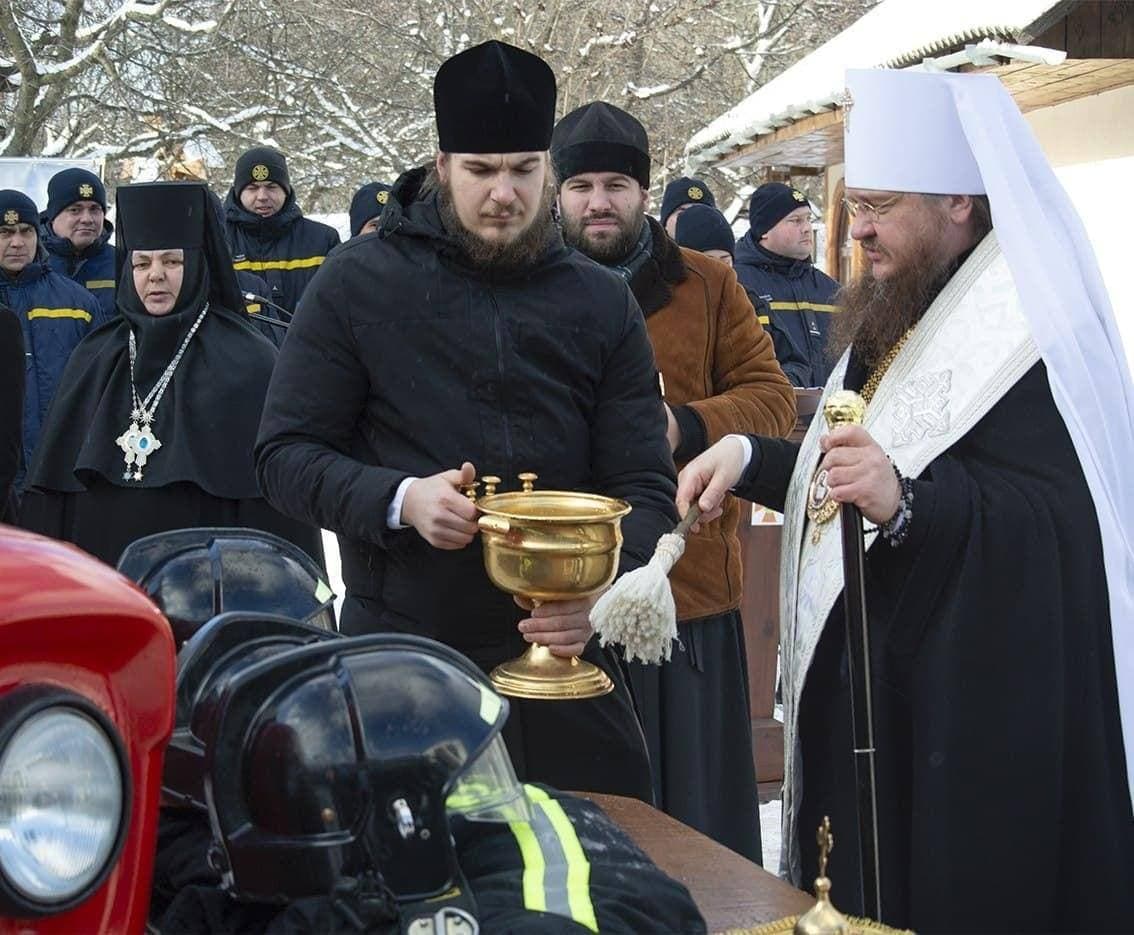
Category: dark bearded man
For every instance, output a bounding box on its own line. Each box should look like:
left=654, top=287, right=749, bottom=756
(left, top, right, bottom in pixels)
left=676, top=68, right=1134, bottom=933
left=256, top=41, right=676, bottom=800
left=552, top=100, right=795, bottom=861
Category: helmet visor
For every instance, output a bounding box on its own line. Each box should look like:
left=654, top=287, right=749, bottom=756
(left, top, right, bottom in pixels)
left=445, top=734, right=530, bottom=824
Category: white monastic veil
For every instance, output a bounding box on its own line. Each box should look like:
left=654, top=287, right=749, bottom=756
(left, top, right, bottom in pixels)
left=846, top=68, right=1134, bottom=807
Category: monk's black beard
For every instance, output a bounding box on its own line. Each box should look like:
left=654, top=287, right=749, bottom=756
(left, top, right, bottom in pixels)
left=828, top=226, right=956, bottom=370
left=560, top=209, right=644, bottom=264
left=436, top=177, right=557, bottom=275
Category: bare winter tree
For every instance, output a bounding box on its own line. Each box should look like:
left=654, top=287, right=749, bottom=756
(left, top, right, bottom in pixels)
left=0, top=0, right=874, bottom=210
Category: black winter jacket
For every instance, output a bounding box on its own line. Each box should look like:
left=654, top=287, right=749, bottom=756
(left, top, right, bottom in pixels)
left=255, top=168, right=674, bottom=798
left=256, top=167, right=676, bottom=647
left=734, top=233, right=839, bottom=387
left=224, top=191, right=339, bottom=315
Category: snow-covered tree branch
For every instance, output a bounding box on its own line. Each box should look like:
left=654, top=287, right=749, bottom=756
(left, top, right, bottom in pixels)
left=0, top=0, right=876, bottom=210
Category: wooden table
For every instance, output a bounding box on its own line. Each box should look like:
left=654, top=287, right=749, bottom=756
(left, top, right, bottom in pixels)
left=587, top=793, right=813, bottom=933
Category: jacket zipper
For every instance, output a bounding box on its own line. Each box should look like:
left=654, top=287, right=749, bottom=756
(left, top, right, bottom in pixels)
left=489, top=289, right=514, bottom=468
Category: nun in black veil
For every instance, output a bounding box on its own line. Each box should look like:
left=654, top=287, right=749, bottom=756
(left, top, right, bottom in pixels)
left=20, top=181, right=323, bottom=568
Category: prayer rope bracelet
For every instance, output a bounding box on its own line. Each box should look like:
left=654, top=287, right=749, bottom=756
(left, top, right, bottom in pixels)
left=879, top=458, right=914, bottom=547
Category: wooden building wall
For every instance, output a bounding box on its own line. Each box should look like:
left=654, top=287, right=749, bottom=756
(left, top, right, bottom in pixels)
left=1032, top=1, right=1134, bottom=57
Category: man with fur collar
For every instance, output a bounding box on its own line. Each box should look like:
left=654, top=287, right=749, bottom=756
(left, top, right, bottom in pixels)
left=553, top=100, right=795, bottom=862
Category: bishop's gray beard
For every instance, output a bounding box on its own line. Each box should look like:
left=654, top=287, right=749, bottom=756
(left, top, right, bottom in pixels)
left=828, top=220, right=956, bottom=371
left=436, top=176, right=557, bottom=275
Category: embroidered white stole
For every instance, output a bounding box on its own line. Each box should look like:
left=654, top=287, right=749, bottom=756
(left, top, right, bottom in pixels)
left=778, top=233, right=1040, bottom=882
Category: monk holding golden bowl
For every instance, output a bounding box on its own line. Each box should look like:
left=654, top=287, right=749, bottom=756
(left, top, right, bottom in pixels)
left=255, top=42, right=676, bottom=801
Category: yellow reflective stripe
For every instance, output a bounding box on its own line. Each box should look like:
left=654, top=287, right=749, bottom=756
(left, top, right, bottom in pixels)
left=508, top=809, right=548, bottom=912
left=758, top=315, right=770, bottom=325
left=767, top=300, right=839, bottom=313
left=246, top=303, right=262, bottom=314
left=27, top=307, right=92, bottom=322
left=233, top=256, right=325, bottom=272
left=85, top=279, right=115, bottom=289
left=526, top=786, right=598, bottom=932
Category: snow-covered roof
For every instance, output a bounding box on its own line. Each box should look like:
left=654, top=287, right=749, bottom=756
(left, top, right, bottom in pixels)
left=685, top=0, right=1064, bottom=170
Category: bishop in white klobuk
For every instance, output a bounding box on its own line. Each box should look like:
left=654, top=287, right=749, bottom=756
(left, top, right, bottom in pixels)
left=677, top=66, right=1133, bottom=932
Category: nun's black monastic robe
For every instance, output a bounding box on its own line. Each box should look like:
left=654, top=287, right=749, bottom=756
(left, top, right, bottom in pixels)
left=20, top=183, right=322, bottom=571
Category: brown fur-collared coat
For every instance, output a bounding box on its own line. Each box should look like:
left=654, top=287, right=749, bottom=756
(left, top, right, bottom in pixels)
left=630, top=217, right=795, bottom=620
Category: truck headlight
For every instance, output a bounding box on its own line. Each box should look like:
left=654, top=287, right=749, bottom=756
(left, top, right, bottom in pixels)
left=0, top=692, right=127, bottom=912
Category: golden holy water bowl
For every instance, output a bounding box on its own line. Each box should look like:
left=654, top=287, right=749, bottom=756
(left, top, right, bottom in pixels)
left=477, top=489, right=631, bottom=602
left=471, top=474, right=631, bottom=700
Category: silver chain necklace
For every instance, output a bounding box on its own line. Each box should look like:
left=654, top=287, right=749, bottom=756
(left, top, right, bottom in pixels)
left=115, top=304, right=209, bottom=481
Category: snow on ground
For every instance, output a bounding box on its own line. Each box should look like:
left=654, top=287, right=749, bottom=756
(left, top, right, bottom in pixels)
left=761, top=797, right=783, bottom=870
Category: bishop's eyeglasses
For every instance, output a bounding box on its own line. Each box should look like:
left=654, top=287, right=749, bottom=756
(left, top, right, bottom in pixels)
left=842, top=194, right=904, bottom=223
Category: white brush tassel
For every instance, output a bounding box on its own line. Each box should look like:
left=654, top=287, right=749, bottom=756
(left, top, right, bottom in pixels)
left=590, top=532, right=687, bottom=664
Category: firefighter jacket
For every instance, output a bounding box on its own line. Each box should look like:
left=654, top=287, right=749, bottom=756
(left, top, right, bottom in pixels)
left=40, top=219, right=118, bottom=322
left=0, top=253, right=102, bottom=487
left=224, top=191, right=340, bottom=316
left=734, top=233, right=839, bottom=388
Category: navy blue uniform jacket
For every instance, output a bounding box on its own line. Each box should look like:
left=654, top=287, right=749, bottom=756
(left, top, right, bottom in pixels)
left=41, top=220, right=117, bottom=323
left=734, top=233, right=839, bottom=387
left=224, top=192, right=339, bottom=316
left=1, top=254, right=102, bottom=485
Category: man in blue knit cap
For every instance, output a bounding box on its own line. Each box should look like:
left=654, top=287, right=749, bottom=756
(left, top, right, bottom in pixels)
left=734, top=182, right=838, bottom=387
left=224, top=146, right=340, bottom=316
left=348, top=181, right=393, bottom=238
left=40, top=167, right=117, bottom=322
left=659, top=175, right=716, bottom=237
left=673, top=203, right=735, bottom=267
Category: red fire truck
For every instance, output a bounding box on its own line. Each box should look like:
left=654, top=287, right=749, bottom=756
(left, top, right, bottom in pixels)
left=0, top=527, right=175, bottom=933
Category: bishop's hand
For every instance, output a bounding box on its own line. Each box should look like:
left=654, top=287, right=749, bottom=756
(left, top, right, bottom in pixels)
left=401, top=461, right=480, bottom=549
left=818, top=426, right=901, bottom=524
left=676, top=435, right=748, bottom=533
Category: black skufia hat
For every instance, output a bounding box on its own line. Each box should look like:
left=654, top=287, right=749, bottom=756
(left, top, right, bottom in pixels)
left=551, top=101, right=650, bottom=188
left=660, top=176, right=716, bottom=226
left=674, top=203, right=735, bottom=258
left=349, top=181, right=392, bottom=237
left=434, top=40, right=556, bottom=153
